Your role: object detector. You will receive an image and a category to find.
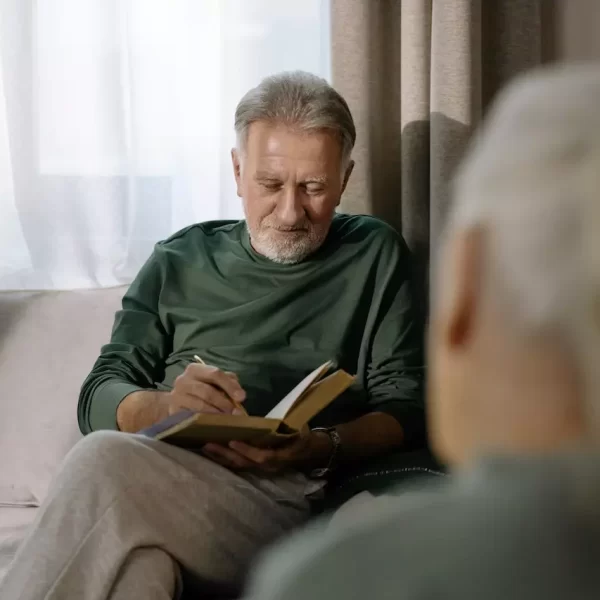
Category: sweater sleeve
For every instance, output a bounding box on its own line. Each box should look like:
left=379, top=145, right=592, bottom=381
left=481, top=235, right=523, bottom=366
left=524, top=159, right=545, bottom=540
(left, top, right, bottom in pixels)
left=365, top=231, right=425, bottom=447
left=77, top=245, right=171, bottom=434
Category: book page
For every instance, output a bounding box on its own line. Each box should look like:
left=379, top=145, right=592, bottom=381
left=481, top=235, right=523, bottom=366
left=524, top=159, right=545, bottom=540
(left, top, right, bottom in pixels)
left=265, top=361, right=333, bottom=420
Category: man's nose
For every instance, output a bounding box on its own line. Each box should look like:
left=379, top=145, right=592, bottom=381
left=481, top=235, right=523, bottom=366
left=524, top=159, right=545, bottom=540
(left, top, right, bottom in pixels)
left=276, top=186, right=305, bottom=226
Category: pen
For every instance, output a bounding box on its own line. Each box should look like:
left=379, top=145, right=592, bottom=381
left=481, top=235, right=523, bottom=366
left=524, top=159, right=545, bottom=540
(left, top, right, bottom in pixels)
left=193, top=354, right=207, bottom=366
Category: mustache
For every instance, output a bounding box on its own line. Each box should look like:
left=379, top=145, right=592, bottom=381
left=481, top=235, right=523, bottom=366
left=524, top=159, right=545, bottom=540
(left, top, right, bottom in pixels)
left=262, top=220, right=310, bottom=232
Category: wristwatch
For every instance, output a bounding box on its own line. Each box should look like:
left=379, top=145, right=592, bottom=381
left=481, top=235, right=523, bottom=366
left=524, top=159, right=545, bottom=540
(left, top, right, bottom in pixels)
left=310, top=426, right=341, bottom=478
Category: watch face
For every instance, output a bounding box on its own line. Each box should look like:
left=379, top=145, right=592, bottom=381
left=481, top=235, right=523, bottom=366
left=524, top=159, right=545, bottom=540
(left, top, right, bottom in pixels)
left=330, top=429, right=342, bottom=445
left=310, top=467, right=330, bottom=479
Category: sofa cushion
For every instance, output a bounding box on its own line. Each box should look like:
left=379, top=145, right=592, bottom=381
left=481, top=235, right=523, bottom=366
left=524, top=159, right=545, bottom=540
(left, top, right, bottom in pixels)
left=0, top=287, right=126, bottom=506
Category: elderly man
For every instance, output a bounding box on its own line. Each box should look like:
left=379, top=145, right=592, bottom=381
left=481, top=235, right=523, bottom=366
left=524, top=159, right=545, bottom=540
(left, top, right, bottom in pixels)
left=244, top=65, right=600, bottom=600
left=0, top=72, right=424, bottom=599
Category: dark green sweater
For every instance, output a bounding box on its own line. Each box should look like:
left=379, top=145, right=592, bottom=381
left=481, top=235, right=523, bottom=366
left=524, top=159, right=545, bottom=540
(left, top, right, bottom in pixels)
left=78, top=214, right=424, bottom=444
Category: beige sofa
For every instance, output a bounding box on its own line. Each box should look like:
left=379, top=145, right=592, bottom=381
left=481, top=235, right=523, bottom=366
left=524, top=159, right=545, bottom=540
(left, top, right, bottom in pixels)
left=0, top=287, right=127, bottom=580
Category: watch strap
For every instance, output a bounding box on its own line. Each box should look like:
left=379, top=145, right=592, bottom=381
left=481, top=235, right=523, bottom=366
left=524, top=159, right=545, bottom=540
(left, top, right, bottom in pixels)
left=310, top=426, right=341, bottom=478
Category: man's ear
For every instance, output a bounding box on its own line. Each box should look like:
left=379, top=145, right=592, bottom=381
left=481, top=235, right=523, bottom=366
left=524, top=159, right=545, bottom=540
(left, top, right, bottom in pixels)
left=339, top=160, right=355, bottom=200
left=439, top=228, right=484, bottom=351
left=231, top=148, right=243, bottom=197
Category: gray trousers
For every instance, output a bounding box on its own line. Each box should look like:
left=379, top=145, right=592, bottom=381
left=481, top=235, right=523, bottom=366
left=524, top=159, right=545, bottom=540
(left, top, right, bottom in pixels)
left=0, top=431, right=312, bottom=600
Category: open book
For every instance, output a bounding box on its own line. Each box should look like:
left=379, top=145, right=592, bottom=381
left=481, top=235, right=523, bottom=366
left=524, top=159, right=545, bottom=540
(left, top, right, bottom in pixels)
left=138, top=361, right=355, bottom=448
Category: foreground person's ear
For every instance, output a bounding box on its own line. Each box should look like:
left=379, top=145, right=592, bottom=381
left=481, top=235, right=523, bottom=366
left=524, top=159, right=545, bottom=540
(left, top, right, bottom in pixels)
left=441, top=227, right=485, bottom=352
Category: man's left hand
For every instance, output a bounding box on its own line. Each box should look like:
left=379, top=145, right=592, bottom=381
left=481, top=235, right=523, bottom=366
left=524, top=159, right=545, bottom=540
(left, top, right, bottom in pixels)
left=202, top=427, right=332, bottom=472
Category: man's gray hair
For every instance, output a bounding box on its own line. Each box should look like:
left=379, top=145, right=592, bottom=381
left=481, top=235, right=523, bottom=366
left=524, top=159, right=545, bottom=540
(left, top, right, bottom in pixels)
left=234, top=71, right=356, bottom=164
left=444, top=64, right=600, bottom=435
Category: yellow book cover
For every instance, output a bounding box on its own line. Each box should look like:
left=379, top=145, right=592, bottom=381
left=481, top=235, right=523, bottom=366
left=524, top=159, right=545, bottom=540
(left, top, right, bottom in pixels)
left=138, top=362, right=355, bottom=449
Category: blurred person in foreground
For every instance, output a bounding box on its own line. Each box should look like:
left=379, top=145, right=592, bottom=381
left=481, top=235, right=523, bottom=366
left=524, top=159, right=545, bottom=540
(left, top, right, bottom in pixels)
left=244, top=64, right=600, bottom=600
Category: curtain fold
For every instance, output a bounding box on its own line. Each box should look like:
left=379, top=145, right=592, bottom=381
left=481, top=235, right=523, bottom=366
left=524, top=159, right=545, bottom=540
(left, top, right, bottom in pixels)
left=331, top=0, right=555, bottom=302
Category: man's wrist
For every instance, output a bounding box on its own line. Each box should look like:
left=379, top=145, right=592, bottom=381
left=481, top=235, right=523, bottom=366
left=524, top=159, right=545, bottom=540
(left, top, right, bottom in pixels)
left=116, top=390, right=169, bottom=433
left=309, top=430, right=334, bottom=463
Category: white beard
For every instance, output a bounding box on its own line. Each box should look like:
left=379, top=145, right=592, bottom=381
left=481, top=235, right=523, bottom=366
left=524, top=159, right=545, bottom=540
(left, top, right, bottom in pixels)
left=247, top=223, right=329, bottom=264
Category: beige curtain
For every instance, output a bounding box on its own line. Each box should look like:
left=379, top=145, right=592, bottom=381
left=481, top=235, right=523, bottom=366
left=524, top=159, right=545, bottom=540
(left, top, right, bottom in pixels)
left=331, top=0, right=555, bottom=300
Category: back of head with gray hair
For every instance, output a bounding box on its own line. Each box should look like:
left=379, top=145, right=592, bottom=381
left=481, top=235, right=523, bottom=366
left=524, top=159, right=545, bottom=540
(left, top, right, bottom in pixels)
left=234, top=71, right=356, bottom=165
left=445, top=64, right=600, bottom=436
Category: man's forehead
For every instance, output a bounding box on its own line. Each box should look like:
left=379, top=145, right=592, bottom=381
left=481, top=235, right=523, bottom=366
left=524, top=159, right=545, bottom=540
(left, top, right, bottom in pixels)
left=244, top=122, right=342, bottom=163
left=251, top=153, right=331, bottom=178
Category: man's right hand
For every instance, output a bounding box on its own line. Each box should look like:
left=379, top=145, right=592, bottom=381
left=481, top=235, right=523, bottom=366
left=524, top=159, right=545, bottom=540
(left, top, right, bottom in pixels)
left=167, top=362, right=246, bottom=415
left=116, top=362, right=246, bottom=433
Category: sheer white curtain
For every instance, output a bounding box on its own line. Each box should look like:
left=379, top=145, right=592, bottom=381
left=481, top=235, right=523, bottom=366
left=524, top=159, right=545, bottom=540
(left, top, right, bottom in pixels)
left=0, top=0, right=330, bottom=290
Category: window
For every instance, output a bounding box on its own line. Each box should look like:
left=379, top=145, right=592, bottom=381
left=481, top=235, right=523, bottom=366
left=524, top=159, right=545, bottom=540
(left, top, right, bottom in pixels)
left=0, top=0, right=331, bottom=289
